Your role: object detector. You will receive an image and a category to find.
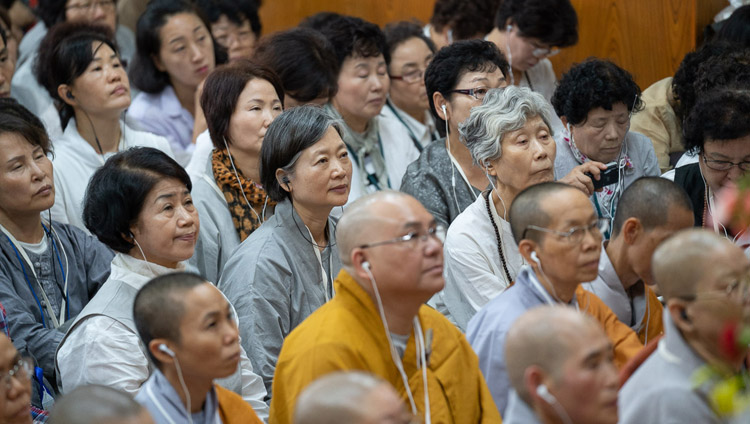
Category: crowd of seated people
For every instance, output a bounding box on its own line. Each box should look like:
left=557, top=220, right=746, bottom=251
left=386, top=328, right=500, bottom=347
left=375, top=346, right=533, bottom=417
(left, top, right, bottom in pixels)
left=0, top=0, right=748, bottom=422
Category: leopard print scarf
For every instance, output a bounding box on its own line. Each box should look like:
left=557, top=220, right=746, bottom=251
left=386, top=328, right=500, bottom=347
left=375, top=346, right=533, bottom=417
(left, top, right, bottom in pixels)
left=212, top=149, right=275, bottom=242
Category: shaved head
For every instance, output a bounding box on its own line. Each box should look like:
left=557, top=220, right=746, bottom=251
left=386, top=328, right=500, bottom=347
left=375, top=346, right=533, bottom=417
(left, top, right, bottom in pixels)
left=652, top=229, right=736, bottom=300
left=505, top=306, right=604, bottom=402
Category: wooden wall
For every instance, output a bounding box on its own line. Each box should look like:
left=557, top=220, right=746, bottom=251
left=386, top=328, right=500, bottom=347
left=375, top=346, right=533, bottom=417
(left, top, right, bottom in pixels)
left=259, top=0, right=729, bottom=90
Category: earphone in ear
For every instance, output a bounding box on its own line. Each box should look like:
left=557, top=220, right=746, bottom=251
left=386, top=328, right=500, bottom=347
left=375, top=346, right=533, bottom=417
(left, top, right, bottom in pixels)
left=66, top=91, right=75, bottom=100
left=282, top=176, right=290, bottom=184
left=158, top=344, right=175, bottom=357
left=506, top=24, right=513, bottom=33
left=536, top=384, right=557, bottom=404
left=362, top=261, right=371, bottom=271
left=530, top=251, right=540, bottom=265
left=441, top=104, right=447, bottom=117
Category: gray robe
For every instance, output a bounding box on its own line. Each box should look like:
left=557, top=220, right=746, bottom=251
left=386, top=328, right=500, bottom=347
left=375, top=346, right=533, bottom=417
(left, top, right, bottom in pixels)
left=217, top=198, right=341, bottom=401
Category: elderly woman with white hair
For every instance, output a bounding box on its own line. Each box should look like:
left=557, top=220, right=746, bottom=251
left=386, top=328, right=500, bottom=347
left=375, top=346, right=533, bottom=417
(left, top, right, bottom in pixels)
left=437, top=86, right=606, bottom=330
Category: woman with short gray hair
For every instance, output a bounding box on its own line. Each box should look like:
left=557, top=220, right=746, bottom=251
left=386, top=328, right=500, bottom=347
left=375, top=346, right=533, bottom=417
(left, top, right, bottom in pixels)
left=437, top=86, right=604, bottom=330
left=218, top=105, right=353, bottom=400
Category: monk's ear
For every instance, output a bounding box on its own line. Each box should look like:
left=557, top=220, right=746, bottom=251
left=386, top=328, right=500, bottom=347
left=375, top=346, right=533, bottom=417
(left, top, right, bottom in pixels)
left=667, top=300, right=694, bottom=333
left=622, top=217, right=643, bottom=245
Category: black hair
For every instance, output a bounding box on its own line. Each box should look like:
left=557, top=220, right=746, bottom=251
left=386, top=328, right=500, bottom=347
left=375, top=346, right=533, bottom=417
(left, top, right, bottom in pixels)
left=671, top=43, right=738, bottom=123
left=317, top=15, right=389, bottom=67
left=716, top=5, right=750, bottom=47
left=36, top=0, right=70, bottom=28
left=298, top=11, right=342, bottom=32
left=201, top=60, right=284, bottom=150
left=551, top=58, right=643, bottom=125
left=260, top=105, right=343, bottom=202
left=83, top=147, right=192, bottom=253
left=509, top=182, right=576, bottom=244
left=0, top=98, right=52, bottom=155
left=690, top=47, right=750, bottom=122
left=429, top=0, right=498, bottom=41
left=253, top=27, right=339, bottom=104
left=0, top=23, right=5, bottom=48
left=384, top=20, right=437, bottom=62
left=129, top=0, right=226, bottom=94
left=495, top=0, right=578, bottom=47
left=611, top=177, right=693, bottom=237
left=34, top=22, right=118, bottom=130
left=194, top=0, right=261, bottom=37
left=424, top=39, right=509, bottom=132
left=134, top=272, right=206, bottom=368
left=683, top=89, right=750, bottom=153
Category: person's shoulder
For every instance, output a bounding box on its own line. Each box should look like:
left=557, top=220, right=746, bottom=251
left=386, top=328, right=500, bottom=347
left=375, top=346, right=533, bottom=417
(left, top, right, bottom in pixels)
left=127, top=91, right=163, bottom=117
left=467, top=285, right=524, bottom=334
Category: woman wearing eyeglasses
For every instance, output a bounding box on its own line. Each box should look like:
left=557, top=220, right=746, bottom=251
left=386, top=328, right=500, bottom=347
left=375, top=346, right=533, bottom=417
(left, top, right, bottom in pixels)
left=379, top=21, right=439, bottom=159
left=551, top=59, right=659, bottom=223
left=668, top=89, right=750, bottom=248
left=440, top=86, right=605, bottom=330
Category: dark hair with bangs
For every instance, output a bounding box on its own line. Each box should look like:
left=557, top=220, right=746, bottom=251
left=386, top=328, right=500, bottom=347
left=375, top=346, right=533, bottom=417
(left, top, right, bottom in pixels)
left=253, top=27, right=339, bottom=104
left=194, top=0, right=261, bottom=37
left=384, top=20, right=437, bottom=60
left=430, top=0, right=498, bottom=41
left=495, top=0, right=578, bottom=48
left=36, top=0, right=119, bottom=28
left=34, top=22, right=119, bottom=130
left=201, top=60, right=284, bottom=150
left=83, top=147, right=192, bottom=253
left=317, top=15, right=389, bottom=67
left=551, top=58, right=643, bottom=126
left=0, top=98, right=52, bottom=155
left=683, top=89, right=750, bottom=153
left=424, top=39, right=509, bottom=133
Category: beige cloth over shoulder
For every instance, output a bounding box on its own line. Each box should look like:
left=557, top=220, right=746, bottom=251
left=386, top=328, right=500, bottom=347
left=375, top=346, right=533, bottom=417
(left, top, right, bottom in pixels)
left=630, top=77, right=683, bottom=173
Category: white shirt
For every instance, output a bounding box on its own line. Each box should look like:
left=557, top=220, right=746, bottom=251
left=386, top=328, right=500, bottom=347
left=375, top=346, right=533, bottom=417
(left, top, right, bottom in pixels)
left=438, top=193, right=524, bottom=331
left=185, top=129, right=214, bottom=180
left=50, top=120, right=174, bottom=232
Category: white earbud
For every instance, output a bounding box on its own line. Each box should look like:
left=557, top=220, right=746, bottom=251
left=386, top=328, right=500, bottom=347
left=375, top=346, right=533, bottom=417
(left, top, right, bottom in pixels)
left=530, top=251, right=540, bottom=265
left=537, top=384, right=556, bottom=404
left=441, top=104, right=447, bottom=117
left=362, top=261, right=371, bottom=271
left=506, top=24, right=513, bottom=33
left=158, top=344, right=175, bottom=357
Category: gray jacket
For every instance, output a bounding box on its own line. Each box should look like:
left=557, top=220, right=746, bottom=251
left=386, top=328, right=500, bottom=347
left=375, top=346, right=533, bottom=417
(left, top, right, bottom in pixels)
left=0, top=221, right=113, bottom=384
left=218, top=198, right=341, bottom=401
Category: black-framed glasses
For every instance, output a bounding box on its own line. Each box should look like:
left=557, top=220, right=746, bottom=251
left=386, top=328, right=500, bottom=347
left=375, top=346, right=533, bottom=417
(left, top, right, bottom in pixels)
left=701, top=154, right=750, bottom=172
left=522, top=218, right=610, bottom=244
left=450, top=87, right=491, bottom=101
left=390, top=69, right=424, bottom=84
left=0, top=357, right=32, bottom=392
left=359, top=225, right=446, bottom=249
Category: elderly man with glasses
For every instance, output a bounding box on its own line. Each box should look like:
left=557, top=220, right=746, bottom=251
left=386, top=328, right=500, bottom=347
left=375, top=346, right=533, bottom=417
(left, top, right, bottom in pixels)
left=269, top=190, right=500, bottom=424
left=467, top=182, right=643, bottom=416
left=619, top=229, right=750, bottom=424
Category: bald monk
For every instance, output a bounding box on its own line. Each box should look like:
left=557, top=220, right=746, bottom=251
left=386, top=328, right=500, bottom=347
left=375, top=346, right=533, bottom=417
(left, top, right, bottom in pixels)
left=269, top=190, right=501, bottom=424
left=619, top=229, right=750, bottom=424
left=504, top=306, right=619, bottom=424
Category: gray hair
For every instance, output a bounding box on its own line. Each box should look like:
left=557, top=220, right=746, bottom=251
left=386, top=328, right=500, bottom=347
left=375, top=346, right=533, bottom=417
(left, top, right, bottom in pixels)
left=49, top=385, right=146, bottom=424
left=459, top=86, right=554, bottom=167
left=294, top=371, right=389, bottom=424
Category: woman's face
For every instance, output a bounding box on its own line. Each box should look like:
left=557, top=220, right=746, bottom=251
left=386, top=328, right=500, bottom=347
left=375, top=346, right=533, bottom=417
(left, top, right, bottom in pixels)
left=332, top=54, right=389, bottom=129
left=227, top=78, right=282, bottom=158
left=155, top=12, right=215, bottom=93
left=505, top=25, right=557, bottom=72
left=490, top=115, right=556, bottom=194
left=0, top=132, right=54, bottom=219
left=699, top=135, right=750, bottom=194
left=569, top=102, right=630, bottom=164
left=0, top=336, right=32, bottom=424
left=64, top=0, right=116, bottom=32
left=211, top=15, right=256, bottom=62
left=0, top=34, right=14, bottom=99
left=65, top=42, right=130, bottom=116
left=129, top=177, right=199, bottom=269
left=284, top=126, right=353, bottom=211
left=443, top=67, right=507, bottom=136
left=388, top=37, right=433, bottom=115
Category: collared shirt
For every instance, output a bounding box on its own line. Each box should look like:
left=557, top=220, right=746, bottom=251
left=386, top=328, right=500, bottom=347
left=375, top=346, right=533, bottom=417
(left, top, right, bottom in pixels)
left=581, top=244, right=664, bottom=344
left=619, top=310, right=721, bottom=424
left=136, top=368, right=221, bottom=424
left=467, top=266, right=643, bottom=415
left=128, top=86, right=195, bottom=167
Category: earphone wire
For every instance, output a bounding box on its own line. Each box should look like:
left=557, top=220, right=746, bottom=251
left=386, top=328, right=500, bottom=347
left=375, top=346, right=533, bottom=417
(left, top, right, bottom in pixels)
left=133, top=238, right=156, bottom=276
left=172, top=355, right=194, bottom=424
left=444, top=110, right=478, bottom=212
left=222, top=137, right=263, bottom=223
left=540, top=386, right=574, bottom=424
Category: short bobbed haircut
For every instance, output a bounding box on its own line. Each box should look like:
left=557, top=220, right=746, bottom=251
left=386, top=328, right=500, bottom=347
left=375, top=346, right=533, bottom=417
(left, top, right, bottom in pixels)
left=683, top=89, right=750, bottom=153
left=425, top=39, right=509, bottom=132
left=134, top=272, right=206, bottom=368
left=317, top=15, right=389, bottom=68
left=460, top=86, right=554, bottom=167
left=194, top=0, right=261, bottom=37
left=260, top=106, right=343, bottom=202
left=201, top=60, right=284, bottom=150
left=0, top=98, right=51, bottom=155
left=495, top=0, right=578, bottom=48
left=252, top=27, right=339, bottom=103
left=34, top=22, right=118, bottom=129
left=429, top=0, right=498, bottom=41
left=383, top=20, right=437, bottom=61
left=83, top=147, right=192, bottom=253
left=129, top=0, right=226, bottom=94
left=551, top=58, right=643, bottom=126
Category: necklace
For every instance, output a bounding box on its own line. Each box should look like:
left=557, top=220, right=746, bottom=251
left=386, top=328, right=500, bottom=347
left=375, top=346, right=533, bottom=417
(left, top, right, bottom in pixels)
left=484, top=191, right=513, bottom=284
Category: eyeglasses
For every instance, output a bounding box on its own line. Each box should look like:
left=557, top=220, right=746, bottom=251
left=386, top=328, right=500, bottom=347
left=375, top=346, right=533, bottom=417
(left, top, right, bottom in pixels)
left=359, top=225, right=446, bottom=249
left=0, top=358, right=32, bottom=393
left=522, top=218, right=610, bottom=244
left=450, top=87, right=491, bottom=101
left=65, top=0, right=115, bottom=12
left=701, top=154, right=750, bottom=172
left=389, top=69, right=424, bottom=85
left=531, top=46, right=560, bottom=58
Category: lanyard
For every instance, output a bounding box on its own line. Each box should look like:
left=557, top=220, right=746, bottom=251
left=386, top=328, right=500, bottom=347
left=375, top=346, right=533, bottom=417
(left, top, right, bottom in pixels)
left=345, top=133, right=391, bottom=191
left=386, top=100, right=423, bottom=153
left=0, top=222, right=69, bottom=329
left=305, top=226, right=335, bottom=301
